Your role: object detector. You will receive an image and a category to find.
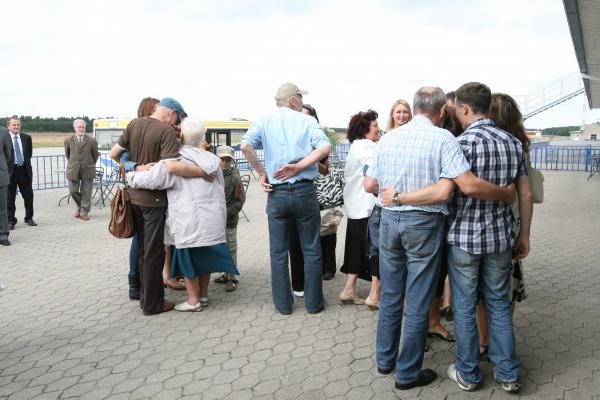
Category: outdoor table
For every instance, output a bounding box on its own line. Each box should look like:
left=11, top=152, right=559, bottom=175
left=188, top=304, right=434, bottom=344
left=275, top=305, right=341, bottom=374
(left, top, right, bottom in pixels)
left=55, top=169, right=71, bottom=206
left=588, top=154, right=600, bottom=180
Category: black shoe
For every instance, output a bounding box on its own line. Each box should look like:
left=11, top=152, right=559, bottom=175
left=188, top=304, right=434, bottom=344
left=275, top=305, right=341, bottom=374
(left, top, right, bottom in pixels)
left=0, top=239, right=10, bottom=246
left=323, top=272, right=334, bottom=281
left=24, top=219, right=37, bottom=226
left=9, top=224, right=15, bottom=230
left=378, top=366, right=394, bottom=375
left=128, top=276, right=140, bottom=300
left=395, top=369, right=438, bottom=390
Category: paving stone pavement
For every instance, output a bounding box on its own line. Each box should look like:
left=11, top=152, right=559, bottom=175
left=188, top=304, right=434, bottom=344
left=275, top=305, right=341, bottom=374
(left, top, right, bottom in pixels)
left=1, top=171, right=599, bottom=400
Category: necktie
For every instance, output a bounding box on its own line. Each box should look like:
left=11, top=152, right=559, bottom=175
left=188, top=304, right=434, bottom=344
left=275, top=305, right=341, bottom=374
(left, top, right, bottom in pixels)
left=78, top=136, right=83, bottom=144
left=13, top=136, right=24, bottom=166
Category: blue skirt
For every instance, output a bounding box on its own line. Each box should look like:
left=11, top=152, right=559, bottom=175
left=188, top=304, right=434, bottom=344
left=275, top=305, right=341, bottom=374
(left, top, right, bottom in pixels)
left=171, top=243, right=239, bottom=279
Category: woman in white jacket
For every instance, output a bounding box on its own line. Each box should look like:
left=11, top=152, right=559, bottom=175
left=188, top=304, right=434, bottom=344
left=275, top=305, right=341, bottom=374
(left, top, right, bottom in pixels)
left=340, top=110, right=381, bottom=306
left=127, top=118, right=239, bottom=312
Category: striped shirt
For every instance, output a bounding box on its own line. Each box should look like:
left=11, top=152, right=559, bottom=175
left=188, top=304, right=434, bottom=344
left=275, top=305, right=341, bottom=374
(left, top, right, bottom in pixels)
left=447, top=118, right=527, bottom=254
left=366, top=115, right=470, bottom=215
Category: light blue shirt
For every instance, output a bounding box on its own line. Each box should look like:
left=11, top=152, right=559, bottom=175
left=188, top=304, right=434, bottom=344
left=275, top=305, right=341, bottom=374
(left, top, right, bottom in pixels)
left=366, top=115, right=470, bottom=215
left=241, top=107, right=330, bottom=184
left=120, top=151, right=137, bottom=172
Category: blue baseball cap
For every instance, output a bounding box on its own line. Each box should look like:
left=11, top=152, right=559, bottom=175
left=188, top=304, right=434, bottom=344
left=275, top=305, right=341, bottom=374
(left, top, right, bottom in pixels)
left=159, top=97, right=186, bottom=121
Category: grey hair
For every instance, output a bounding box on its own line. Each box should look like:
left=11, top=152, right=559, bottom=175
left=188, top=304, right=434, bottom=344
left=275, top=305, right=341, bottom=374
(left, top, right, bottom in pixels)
left=181, top=118, right=207, bottom=147
left=413, top=87, right=446, bottom=115
left=73, top=118, right=86, bottom=128
left=276, top=96, right=294, bottom=107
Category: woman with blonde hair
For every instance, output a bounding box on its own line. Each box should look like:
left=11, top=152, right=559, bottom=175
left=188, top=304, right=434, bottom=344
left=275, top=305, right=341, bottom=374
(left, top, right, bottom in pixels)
left=127, top=118, right=239, bottom=312
left=386, top=99, right=412, bottom=131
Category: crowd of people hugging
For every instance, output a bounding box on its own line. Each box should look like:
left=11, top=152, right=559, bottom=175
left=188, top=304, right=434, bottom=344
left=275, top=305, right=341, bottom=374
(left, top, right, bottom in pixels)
left=101, top=80, right=535, bottom=394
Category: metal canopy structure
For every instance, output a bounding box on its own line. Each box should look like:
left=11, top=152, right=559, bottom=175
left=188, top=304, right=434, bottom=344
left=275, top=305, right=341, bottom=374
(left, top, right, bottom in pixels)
left=563, top=0, right=600, bottom=109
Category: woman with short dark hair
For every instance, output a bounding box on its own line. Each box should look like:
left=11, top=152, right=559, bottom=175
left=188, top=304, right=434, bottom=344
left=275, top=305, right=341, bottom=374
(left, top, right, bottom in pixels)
left=340, top=110, right=381, bottom=306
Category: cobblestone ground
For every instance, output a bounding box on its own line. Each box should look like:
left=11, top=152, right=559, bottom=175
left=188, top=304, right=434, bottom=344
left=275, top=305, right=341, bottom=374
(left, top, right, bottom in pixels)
left=0, top=171, right=599, bottom=400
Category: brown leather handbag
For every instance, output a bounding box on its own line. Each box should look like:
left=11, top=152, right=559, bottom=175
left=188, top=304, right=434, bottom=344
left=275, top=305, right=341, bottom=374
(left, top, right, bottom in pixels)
left=108, top=167, right=135, bottom=238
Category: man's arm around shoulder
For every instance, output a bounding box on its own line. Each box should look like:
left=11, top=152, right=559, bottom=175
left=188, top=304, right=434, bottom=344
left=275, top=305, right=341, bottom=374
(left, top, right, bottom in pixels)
left=453, top=171, right=516, bottom=203
left=110, top=143, right=124, bottom=163
left=379, top=179, right=456, bottom=207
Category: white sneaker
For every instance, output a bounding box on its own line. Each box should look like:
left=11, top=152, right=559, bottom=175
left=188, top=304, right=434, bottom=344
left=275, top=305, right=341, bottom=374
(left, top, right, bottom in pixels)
left=293, top=291, right=304, bottom=298
left=447, top=363, right=477, bottom=392
left=174, top=301, right=202, bottom=312
left=493, top=367, right=521, bottom=393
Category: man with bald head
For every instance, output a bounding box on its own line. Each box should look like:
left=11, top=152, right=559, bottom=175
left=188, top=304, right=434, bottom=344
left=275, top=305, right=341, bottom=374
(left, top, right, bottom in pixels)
left=110, top=97, right=206, bottom=316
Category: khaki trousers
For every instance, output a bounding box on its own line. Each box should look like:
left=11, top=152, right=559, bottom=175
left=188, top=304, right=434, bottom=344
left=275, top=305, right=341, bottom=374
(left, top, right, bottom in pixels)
left=68, top=179, right=93, bottom=214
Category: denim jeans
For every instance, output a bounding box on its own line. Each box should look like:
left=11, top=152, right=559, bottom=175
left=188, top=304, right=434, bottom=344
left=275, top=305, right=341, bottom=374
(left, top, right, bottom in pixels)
left=266, top=180, right=324, bottom=314
left=128, top=234, right=139, bottom=280
left=376, top=209, right=444, bottom=384
left=448, top=245, right=519, bottom=384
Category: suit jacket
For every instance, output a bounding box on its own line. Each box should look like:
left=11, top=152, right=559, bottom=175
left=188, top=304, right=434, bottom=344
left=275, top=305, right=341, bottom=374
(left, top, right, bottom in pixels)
left=65, top=134, right=99, bottom=181
left=0, top=127, right=10, bottom=187
left=7, top=131, right=33, bottom=180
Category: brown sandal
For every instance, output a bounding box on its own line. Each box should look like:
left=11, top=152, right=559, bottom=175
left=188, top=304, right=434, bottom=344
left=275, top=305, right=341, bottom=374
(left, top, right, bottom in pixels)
left=164, top=279, right=185, bottom=291
left=339, top=293, right=365, bottom=305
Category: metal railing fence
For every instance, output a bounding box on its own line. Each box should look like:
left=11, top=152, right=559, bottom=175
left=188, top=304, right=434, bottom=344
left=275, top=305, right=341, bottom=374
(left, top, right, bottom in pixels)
left=530, top=145, right=600, bottom=171
left=31, top=152, right=117, bottom=191
left=28, top=144, right=600, bottom=191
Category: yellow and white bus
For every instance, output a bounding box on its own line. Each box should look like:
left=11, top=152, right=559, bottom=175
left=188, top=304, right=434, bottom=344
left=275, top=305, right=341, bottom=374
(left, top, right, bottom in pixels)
left=93, top=119, right=131, bottom=151
left=93, top=118, right=252, bottom=151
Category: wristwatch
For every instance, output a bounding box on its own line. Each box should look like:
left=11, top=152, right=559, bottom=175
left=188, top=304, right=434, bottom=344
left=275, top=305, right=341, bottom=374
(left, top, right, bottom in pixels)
left=392, top=192, right=401, bottom=206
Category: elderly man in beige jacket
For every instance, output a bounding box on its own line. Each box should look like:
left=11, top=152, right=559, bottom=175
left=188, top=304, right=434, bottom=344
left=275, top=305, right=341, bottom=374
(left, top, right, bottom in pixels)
left=64, top=119, right=98, bottom=220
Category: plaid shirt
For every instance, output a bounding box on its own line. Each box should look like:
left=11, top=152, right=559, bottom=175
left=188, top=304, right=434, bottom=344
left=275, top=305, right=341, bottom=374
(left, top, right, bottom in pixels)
left=447, top=118, right=527, bottom=254
left=366, top=115, right=470, bottom=215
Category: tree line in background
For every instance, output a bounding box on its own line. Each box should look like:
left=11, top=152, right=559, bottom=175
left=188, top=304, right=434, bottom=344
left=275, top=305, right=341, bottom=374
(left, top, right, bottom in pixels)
left=0, top=115, right=586, bottom=137
left=0, top=116, right=105, bottom=133
left=541, top=125, right=581, bottom=136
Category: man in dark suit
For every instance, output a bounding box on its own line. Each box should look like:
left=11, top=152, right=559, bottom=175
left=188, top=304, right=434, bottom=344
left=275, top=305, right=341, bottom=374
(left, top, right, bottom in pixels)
left=0, top=126, right=11, bottom=245
left=6, top=115, right=36, bottom=229
left=65, top=119, right=99, bottom=221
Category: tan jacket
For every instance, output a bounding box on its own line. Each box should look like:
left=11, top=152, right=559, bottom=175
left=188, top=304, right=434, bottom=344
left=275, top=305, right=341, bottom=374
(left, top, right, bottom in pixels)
left=64, top=134, right=99, bottom=181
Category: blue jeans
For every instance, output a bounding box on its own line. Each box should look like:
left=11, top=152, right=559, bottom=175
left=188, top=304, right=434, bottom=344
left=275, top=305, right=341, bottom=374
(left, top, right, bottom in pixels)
left=266, top=181, right=324, bottom=314
left=129, top=234, right=139, bottom=280
left=448, top=245, right=519, bottom=384
left=376, top=209, right=444, bottom=384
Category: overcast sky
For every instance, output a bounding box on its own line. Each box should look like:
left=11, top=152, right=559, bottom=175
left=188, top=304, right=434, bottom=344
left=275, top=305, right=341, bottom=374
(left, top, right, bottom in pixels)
left=2, top=0, right=599, bottom=129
